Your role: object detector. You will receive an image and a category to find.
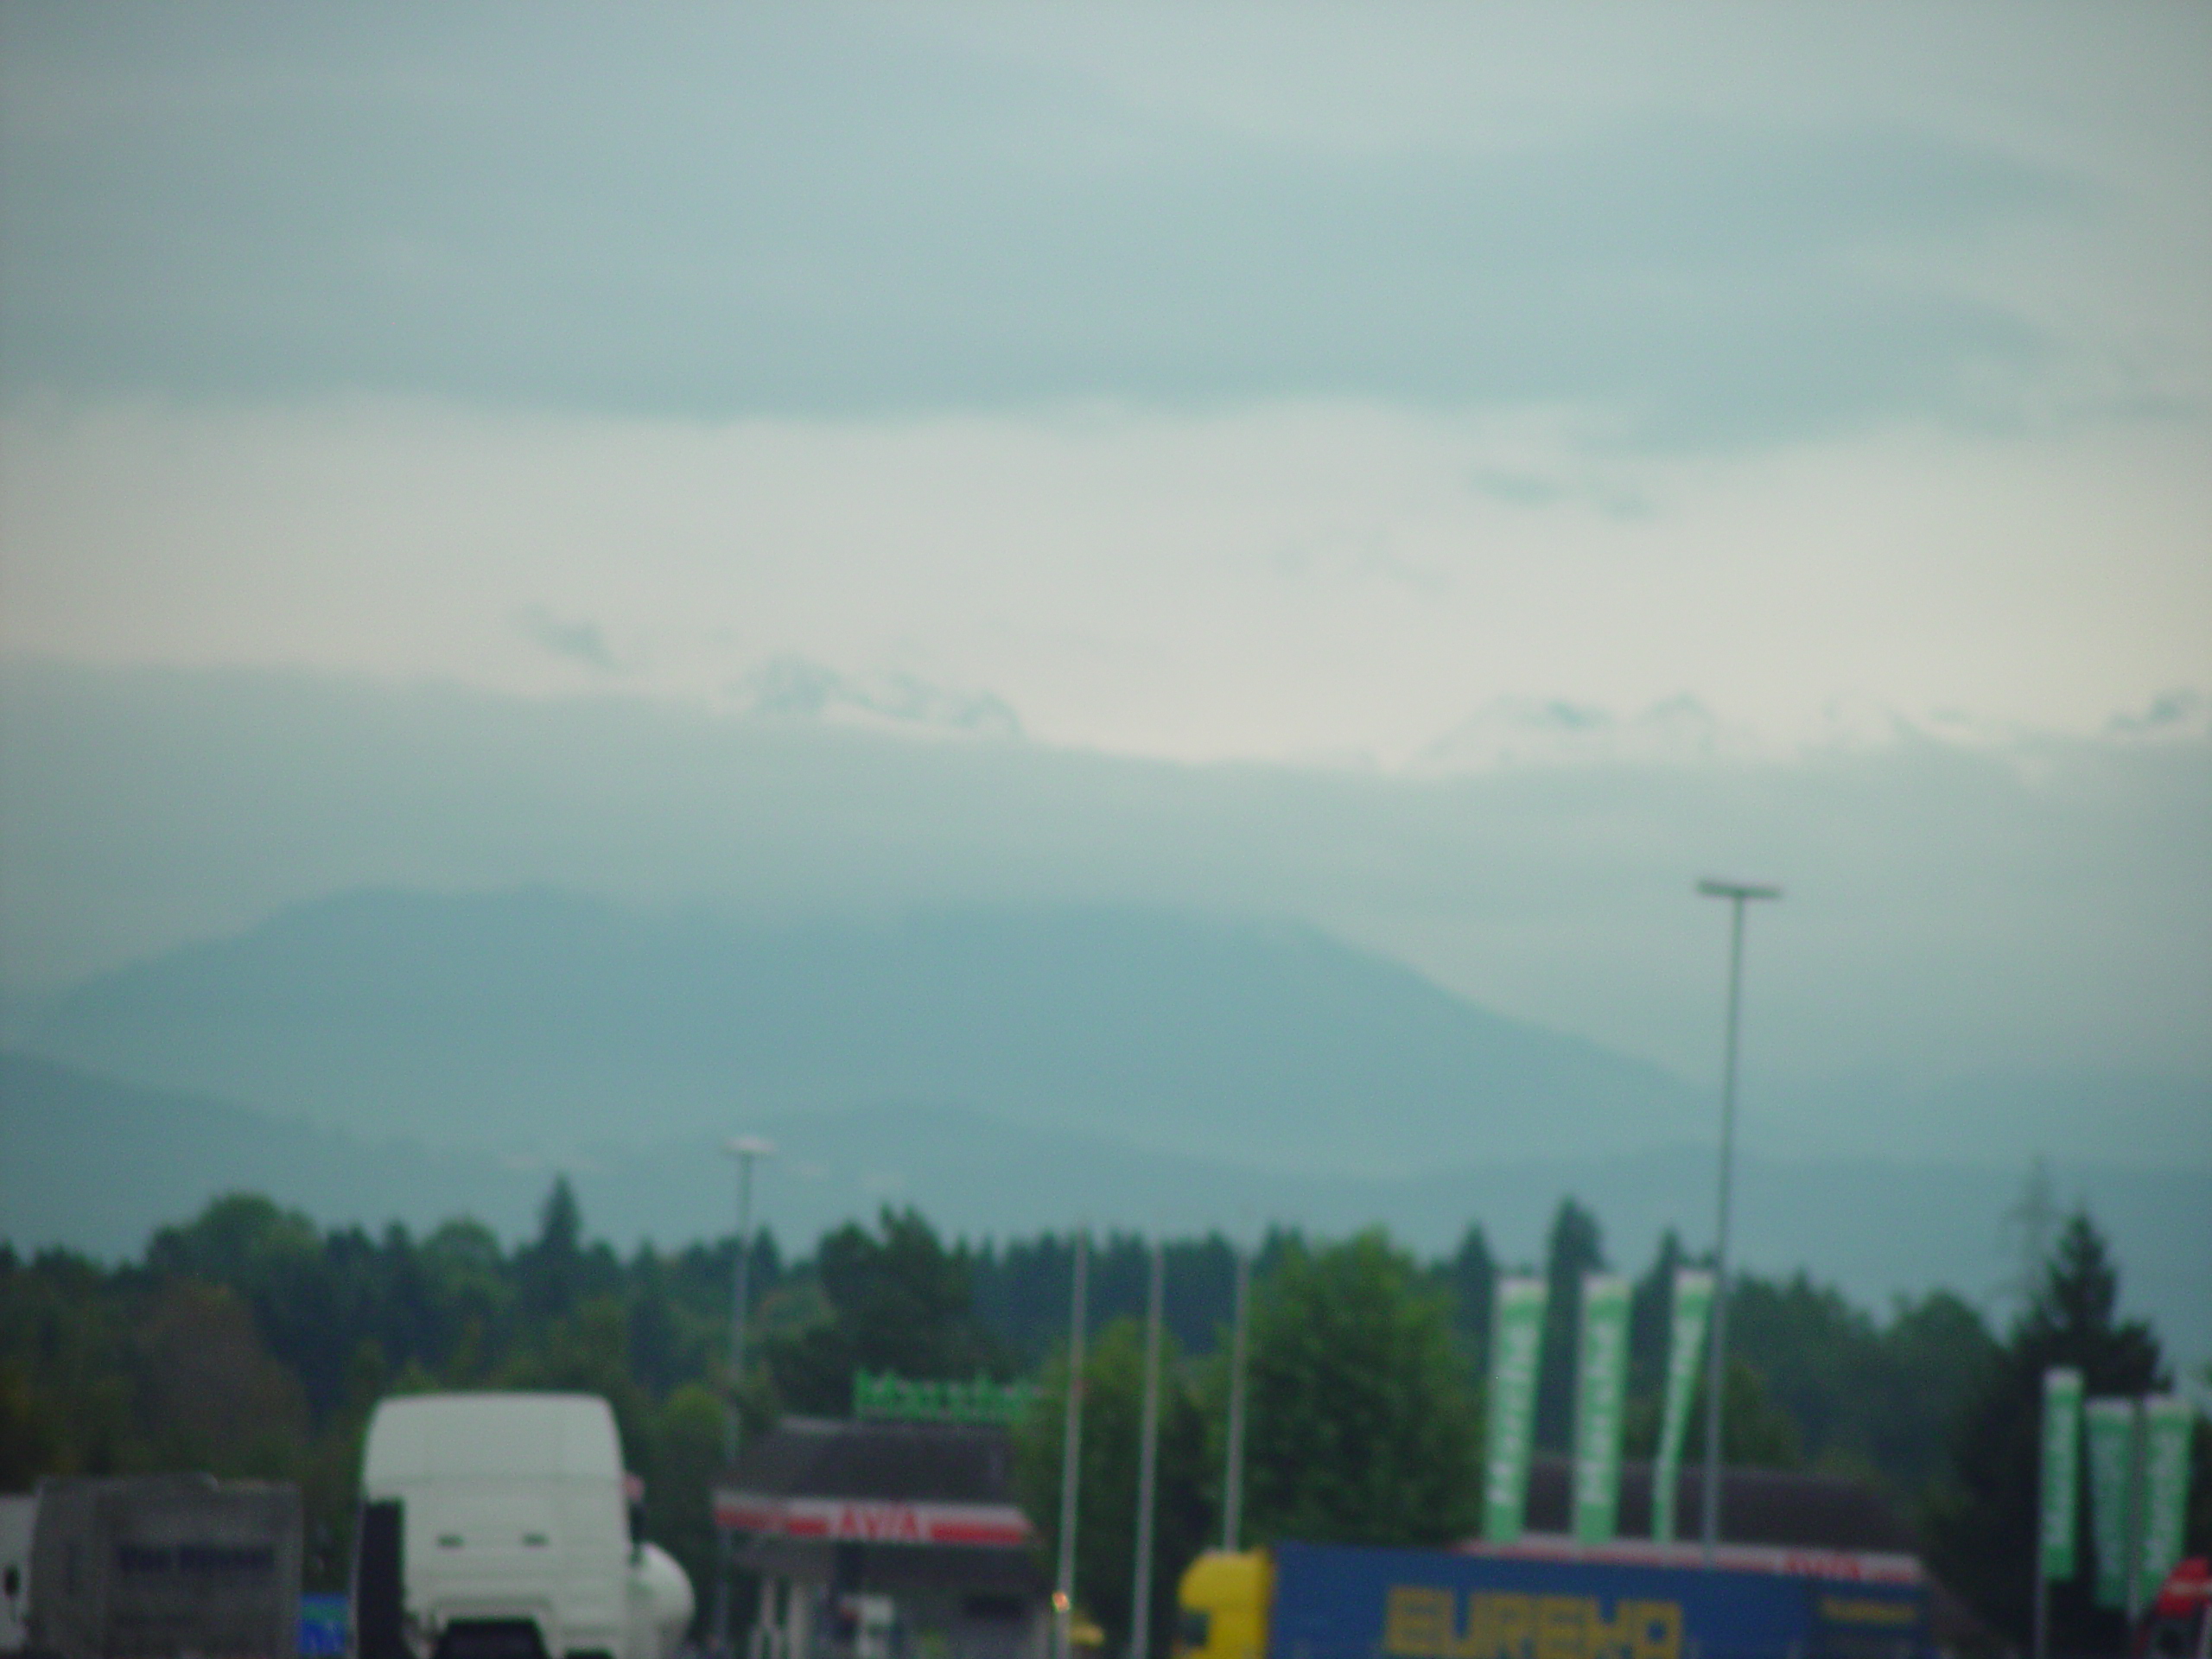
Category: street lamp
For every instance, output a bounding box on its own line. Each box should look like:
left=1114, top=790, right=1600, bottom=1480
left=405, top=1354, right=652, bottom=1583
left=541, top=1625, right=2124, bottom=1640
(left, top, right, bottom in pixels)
left=1127, top=1236, right=1165, bottom=1659
left=1053, top=1229, right=1090, bottom=1659
left=714, top=1135, right=774, bottom=1657
left=1221, top=1240, right=1250, bottom=1553
left=1694, top=879, right=1780, bottom=1567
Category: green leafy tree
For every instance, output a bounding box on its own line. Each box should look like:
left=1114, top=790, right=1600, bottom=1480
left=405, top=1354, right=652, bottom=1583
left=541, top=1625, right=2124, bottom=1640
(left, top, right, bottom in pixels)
left=1242, top=1231, right=1479, bottom=1547
left=1670, top=1357, right=1802, bottom=1470
left=148, top=1195, right=340, bottom=1409
left=1617, top=1246, right=1995, bottom=1501
left=1864, top=1290, right=1996, bottom=1493
left=1930, top=1211, right=2164, bottom=1651
left=1015, top=1319, right=1212, bottom=1658
left=132, top=1278, right=311, bottom=1473
left=0, top=1356, right=59, bottom=1487
left=500, top=1295, right=657, bottom=1464
left=645, top=1383, right=728, bottom=1624
left=416, top=1219, right=515, bottom=1384
left=1723, top=1274, right=1885, bottom=1478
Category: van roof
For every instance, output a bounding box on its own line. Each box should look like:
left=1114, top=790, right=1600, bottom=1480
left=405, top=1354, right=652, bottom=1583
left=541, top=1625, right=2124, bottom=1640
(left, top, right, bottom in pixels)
left=363, top=1393, right=622, bottom=1484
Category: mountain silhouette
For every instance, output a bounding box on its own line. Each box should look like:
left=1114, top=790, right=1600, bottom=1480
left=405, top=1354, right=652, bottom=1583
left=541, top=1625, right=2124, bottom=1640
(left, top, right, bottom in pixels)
left=29, top=888, right=1698, bottom=1173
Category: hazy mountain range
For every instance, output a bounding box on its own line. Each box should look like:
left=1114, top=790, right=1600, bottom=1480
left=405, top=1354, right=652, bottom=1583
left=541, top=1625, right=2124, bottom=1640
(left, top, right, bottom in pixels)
left=25, top=887, right=1700, bottom=1173
left=8, top=662, right=2209, bottom=1145
left=5, top=887, right=2206, bottom=1373
left=27, top=885, right=2205, bottom=1173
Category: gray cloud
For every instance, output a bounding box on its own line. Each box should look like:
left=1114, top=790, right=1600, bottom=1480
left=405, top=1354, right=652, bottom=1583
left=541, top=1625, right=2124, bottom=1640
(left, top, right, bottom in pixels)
left=732, top=656, right=1022, bottom=739
left=1415, top=696, right=1753, bottom=772
left=2105, top=689, right=2209, bottom=741
left=0, top=8, right=2091, bottom=448
left=514, top=605, right=616, bottom=671
left=3, top=661, right=2206, bottom=1122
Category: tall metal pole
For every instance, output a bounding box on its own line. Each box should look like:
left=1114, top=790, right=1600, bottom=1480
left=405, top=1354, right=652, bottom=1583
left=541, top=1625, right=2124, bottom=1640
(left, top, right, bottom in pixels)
left=1222, top=1243, right=1250, bottom=1553
left=1694, top=880, right=1778, bottom=1568
left=1054, top=1230, right=1090, bottom=1659
left=1128, top=1238, right=1166, bottom=1659
left=715, top=1137, right=773, bottom=1659
left=2124, top=1398, right=2147, bottom=1627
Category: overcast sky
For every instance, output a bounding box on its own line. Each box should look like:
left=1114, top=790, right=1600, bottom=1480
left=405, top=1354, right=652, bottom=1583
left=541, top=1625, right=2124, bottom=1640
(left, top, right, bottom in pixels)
left=1, top=4, right=2208, bottom=1174
left=3, top=3, right=2207, bottom=767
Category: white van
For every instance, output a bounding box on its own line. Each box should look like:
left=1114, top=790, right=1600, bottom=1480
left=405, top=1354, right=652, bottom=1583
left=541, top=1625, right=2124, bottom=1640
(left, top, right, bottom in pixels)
left=353, top=1394, right=692, bottom=1659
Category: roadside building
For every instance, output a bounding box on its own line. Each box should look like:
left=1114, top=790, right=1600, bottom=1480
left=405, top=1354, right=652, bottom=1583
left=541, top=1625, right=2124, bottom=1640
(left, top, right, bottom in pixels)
left=715, top=1377, right=1046, bottom=1659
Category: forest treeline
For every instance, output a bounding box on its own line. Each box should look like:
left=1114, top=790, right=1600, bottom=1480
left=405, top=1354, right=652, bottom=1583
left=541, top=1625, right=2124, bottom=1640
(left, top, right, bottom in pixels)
left=1, top=1184, right=2205, bottom=1656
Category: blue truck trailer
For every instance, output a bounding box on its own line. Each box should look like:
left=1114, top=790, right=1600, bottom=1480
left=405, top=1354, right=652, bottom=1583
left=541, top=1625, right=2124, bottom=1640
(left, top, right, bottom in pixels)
left=1180, top=1540, right=1931, bottom=1659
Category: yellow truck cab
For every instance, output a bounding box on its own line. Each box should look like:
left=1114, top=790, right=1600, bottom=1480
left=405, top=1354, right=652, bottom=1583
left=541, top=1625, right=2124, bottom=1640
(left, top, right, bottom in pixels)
left=1176, top=1551, right=1271, bottom=1659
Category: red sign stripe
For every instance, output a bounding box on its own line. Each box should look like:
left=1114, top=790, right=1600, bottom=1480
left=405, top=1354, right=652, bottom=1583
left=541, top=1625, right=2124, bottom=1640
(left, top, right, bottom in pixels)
left=713, top=1492, right=1033, bottom=1547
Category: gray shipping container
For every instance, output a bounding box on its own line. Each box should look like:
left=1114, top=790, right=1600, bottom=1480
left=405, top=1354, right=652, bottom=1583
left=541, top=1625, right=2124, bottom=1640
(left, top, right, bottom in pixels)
left=27, top=1475, right=301, bottom=1659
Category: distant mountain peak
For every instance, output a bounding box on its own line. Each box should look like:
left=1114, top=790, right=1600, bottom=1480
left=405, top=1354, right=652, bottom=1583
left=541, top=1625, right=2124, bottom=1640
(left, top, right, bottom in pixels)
left=32, top=889, right=1694, bottom=1175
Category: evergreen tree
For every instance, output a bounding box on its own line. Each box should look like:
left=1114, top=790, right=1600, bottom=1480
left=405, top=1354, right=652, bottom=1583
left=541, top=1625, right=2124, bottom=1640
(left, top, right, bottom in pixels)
left=1533, top=1199, right=1605, bottom=1452
left=1931, top=1211, right=2164, bottom=1651
left=517, top=1177, right=587, bottom=1321
left=1626, top=1230, right=1686, bottom=1408
left=1443, top=1224, right=1497, bottom=1375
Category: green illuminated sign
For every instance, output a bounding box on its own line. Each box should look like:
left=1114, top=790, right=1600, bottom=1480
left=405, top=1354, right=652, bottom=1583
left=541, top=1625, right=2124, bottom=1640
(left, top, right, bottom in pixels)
left=1571, top=1274, right=1631, bottom=1544
left=2037, top=1368, right=2082, bottom=1582
left=1651, top=1269, right=1712, bottom=1544
left=1482, top=1277, right=1548, bottom=1542
left=852, top=1370, right=1036, bottom=1426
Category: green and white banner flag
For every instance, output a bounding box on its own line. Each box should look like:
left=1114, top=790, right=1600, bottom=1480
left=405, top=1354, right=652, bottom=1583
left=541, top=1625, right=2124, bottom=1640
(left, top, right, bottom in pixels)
left=2139, top=1395, right=2195, bottom=1605
left=1571, top=1273, right=1632, bottom=1544
left=1482, top=1276, right=1548, bottom=1542
left=1651, top=1268, right=1713, bottom=1543
left=2084, top=1396, right=2139, bottom=1610
left=2037, top=1368, right=2083, bottom=1581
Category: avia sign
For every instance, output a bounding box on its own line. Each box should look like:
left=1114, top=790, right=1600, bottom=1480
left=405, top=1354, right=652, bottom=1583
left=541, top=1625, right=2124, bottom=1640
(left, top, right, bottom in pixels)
left=713, top=1491, right=1033, bottom=1548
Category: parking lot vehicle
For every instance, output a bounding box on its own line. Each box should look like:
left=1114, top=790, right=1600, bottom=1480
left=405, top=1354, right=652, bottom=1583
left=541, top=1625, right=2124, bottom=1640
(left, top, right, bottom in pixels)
left=22, top=1474, right=302, bottom=1659
left=2136, top=1557, right=2211, bottom=1658
left=1179, top=1539, right=1934, bottom=1659
left=353, top=1393, right=692, bottom=1659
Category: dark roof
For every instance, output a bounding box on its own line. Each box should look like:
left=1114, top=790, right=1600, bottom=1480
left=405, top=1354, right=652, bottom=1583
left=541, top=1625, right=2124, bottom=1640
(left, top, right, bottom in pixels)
left=1522, top=1456, right=1917, bottom=1552
left=730, top=1417, right=1018, bottom=1505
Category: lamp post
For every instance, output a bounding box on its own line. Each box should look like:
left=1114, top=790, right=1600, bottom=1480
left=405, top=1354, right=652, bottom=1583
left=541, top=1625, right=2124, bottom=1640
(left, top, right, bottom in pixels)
left=1128, top=1236, right=1166, bottom=1659
left=715, top=1135, right=773, bottom=1658
left=1053, top=1230, right=1090, bottom=1659
left=1694, top=879, right=1779, bottom=1567
left=1221, top=1242, right=1250, bottom=1553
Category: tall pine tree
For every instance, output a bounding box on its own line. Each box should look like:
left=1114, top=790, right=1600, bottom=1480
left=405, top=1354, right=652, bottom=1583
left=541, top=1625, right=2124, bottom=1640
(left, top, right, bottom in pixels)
left=1931, top=1211, right=2163, bottom=1651
left=1534, top=1199, right=1605, bottom=1452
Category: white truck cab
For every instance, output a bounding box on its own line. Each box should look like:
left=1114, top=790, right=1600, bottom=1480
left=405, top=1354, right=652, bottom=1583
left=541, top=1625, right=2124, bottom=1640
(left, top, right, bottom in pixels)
left=353, top=1394, right=691, bottom=1659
